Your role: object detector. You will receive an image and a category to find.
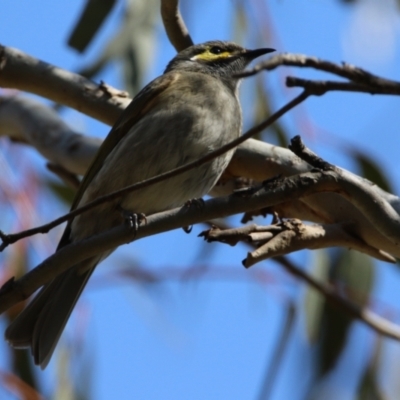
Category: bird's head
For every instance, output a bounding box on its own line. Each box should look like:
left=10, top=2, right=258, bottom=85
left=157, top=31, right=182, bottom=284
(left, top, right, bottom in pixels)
left=165, top=40, right=275, bottom=90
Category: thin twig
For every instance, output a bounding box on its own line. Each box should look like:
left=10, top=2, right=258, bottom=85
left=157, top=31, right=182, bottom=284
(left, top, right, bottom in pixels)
left=286, top=77, right=400, bottom=96
left=274, top=256, right=400, bottom=341
left=202, top=221, right=395, bottom=263
left=238, top=53, right=400, bottom=90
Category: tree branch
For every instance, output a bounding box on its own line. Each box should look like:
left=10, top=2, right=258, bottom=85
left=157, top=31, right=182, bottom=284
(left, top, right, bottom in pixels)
left=160, top=0, right=193, bottom=51
left=286, top=77, right=400, bottom=96
left=0, top=96, right=101, bottom=175
left=200, top=221, right=395, bottom=264
left=203, top=221, right=400, bottom=342
left=238, top=53, right=400, bottom=91
left=1, top=165, right=399, bottom=313
left=0, top=91, right=309, bottom=249
left=0, top=44, right=130, bottom=125
left=223, top=139, right=400, bottom=259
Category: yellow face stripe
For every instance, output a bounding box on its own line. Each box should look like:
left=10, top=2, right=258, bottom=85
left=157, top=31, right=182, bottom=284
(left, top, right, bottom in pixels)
left=191, top=49, right=234, bottom=62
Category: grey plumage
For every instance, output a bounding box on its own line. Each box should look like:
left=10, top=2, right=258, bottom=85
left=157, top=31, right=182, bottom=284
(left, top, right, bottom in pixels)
left=5, top=40, right=274, bottom=368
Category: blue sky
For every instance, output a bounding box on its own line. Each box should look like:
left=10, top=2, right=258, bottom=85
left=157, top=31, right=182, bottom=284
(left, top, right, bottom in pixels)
left=1, top=1, right=400, bottom=399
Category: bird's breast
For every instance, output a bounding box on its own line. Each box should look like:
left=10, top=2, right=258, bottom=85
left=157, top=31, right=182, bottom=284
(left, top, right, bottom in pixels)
left=71, top=74, right=241, bottom=241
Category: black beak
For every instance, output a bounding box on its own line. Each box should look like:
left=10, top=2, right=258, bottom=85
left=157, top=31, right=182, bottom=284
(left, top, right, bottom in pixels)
left=243, top=47, right=275, bottom=60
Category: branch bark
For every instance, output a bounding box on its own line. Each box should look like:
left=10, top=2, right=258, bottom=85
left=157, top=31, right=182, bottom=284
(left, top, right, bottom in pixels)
left=160, top=0, right=193, bottom=51
left=0, top=45, right=130, bottom=125
left=0, top=96, right=101, bottom=175
left=200, top=221, right=395, bottom=264
left=238, top=53, right=400, bottom=92
left=0, top=167, right=399, bottom=313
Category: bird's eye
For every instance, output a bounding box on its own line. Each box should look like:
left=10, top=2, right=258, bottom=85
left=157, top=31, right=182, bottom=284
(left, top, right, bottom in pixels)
left=209, top=46, right=222, bottom=55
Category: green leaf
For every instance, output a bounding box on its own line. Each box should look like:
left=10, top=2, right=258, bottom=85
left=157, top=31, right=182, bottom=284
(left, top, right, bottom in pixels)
left=317, top=250, right=375, bottom=376
left=304, top=250, right=375, bottom=377
left=232, top=3, right=247, bottom=44
left=334, top=249, right=375, bottom=306
left=76, top=0, right=158, bottom=95
left=354, top=151, right=392, bottom=193
left=356, top=337, right=386, bottom=400
left=253, top=77, right=288, bottom=147
left=67, top=0, right=117, bottom=53
left=304, top=250, right=331, bottom=343
left=47, top=181, right=76, bottom=206
left=357, top=367, right=385, bottom=400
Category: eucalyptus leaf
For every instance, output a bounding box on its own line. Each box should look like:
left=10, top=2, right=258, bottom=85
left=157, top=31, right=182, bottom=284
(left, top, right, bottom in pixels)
left=76, top=0, right=158, bottom=96
left=47, top=181, right=76, bottom=206
left=318, top=250, right=374, bottom=376
left=68, top=0, right=117, bottom=53
left=353, top=151, right=392, bottom=193
left=303, top=249, right=375, bottom=378
left=356, top=366, right=385, bottom=400
left=304, top=250, right=331, bottom=343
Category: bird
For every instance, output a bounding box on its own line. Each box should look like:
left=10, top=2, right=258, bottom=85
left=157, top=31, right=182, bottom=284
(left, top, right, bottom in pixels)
left=5, top=40, right=274, bottom=368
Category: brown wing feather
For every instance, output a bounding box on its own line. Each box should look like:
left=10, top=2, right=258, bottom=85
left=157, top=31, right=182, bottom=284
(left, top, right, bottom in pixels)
left=57, top=72, right=179, bottom=248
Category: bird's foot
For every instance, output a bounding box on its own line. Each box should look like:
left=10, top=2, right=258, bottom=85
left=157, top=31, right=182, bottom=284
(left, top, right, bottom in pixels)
left=184, top=198, right=205, bottom=209
left=183, top=225, right=192, bottom=234
left=181, top=198, right=205, bottom=234
left=119, top=207, right=147, bottom=236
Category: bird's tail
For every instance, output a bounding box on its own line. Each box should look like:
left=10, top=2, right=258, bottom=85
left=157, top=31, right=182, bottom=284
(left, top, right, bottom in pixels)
left=5, top=256, right=99, bottom=369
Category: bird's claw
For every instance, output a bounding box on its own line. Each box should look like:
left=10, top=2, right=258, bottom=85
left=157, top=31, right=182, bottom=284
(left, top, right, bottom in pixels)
left=181, top=198, right=204, bottom=234
left=183, top=225, right=193, bottom=234
left=119, top=207, right=147, bottom=237
left=184, top=198, right=205, bottom=209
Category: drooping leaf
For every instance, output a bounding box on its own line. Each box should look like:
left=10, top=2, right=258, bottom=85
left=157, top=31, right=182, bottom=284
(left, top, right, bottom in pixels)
left=353, top=151, right=392, bottom=193
left=356, top=337, right=386, bottom=400
left=47, top=180, right=76, bottom=206
left=304, top=249, right=375, bottom=378
left=317, top=250, right=375, bottom=376
left=67, top=0, right=117, bottom=53
left=317, top=296, right=353, bottom=376
left=304, top=250, right=331, bottom=343
left=335, top=249, right=375, bottom=307
left=76, top=0, right=158, bottom=96
left=357, top=366, right=385, bottom=400
left=232, top=2, right=248, bottom=44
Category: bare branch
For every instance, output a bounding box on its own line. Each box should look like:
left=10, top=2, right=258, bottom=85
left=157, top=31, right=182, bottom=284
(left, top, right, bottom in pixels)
left=222, top=139, right=400, bottom=259
left=1, top=167, right=391, bottom=313
left=160, top=0, right=194, bottom=51
left=0, top=44, right=130, bottom=125
left=286, top=77, right=400, bottom=96
left=201, top=221, right=395, bottom=264
left=288, top=137, right=400, bottom=246
left=238, top=53, right=400, bottom=90
left=46, top=163, right=80, bottom=190
left=247, top=221, right=395, bottom=265
left=0, top=96, right=101, bottom=175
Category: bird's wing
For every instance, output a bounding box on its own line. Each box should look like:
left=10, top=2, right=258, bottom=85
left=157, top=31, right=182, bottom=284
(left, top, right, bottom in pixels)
left=57, top=72, right=180, bottom=248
